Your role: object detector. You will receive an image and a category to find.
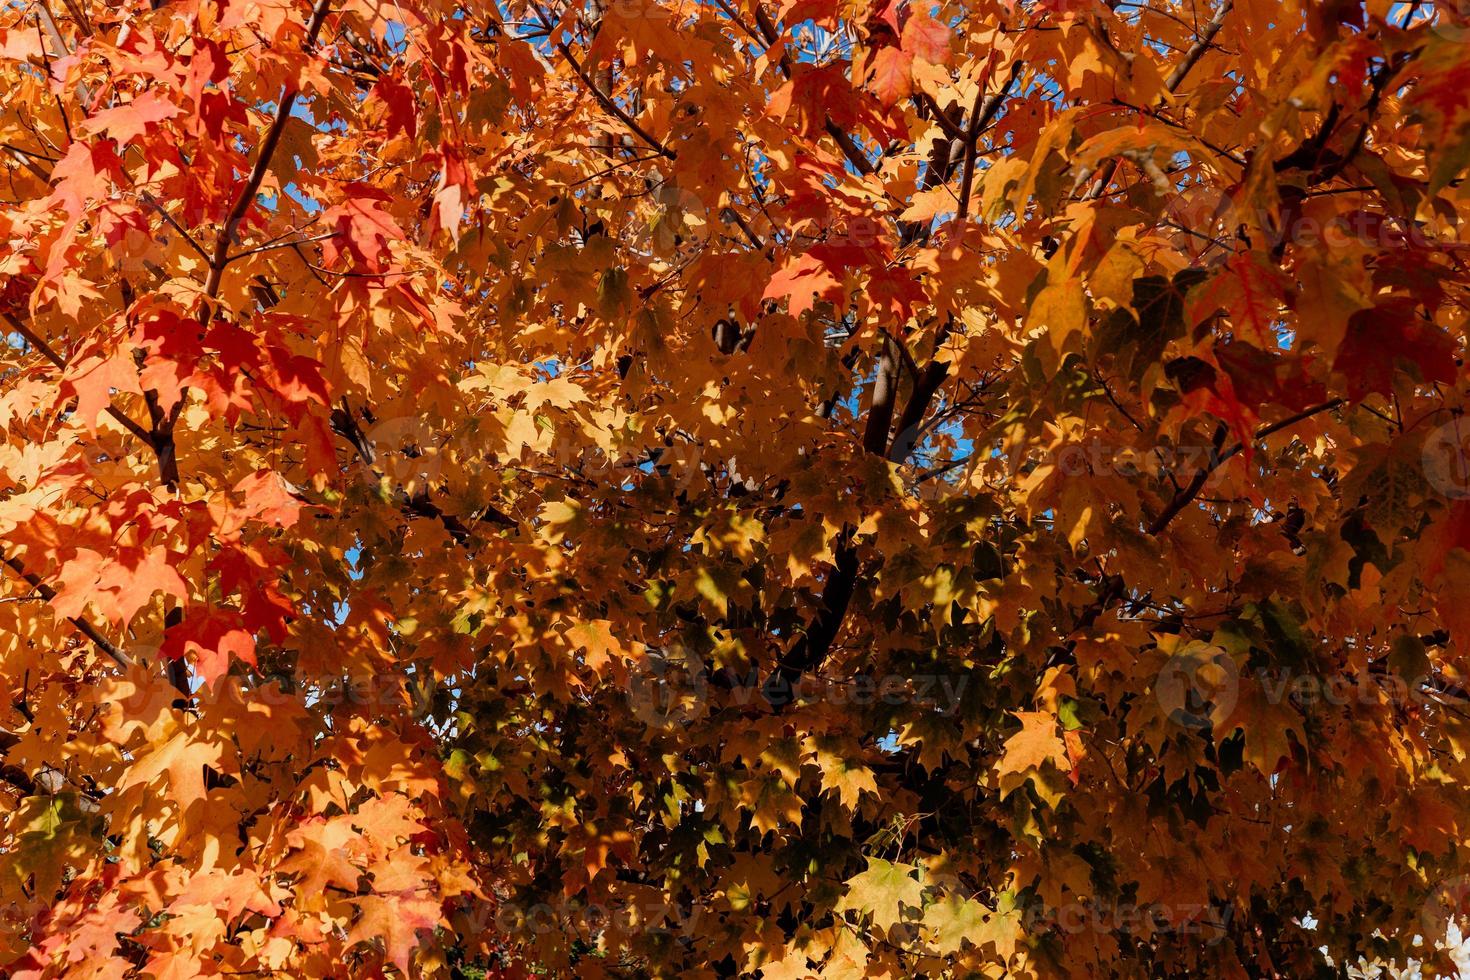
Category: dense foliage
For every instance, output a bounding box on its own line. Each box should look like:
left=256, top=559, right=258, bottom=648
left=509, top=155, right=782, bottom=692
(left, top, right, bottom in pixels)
left=3, top=0, right=1470, bottom=976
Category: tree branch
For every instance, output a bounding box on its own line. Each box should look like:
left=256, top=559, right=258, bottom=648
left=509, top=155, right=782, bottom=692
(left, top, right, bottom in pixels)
left=750, top=3, right=875, bottom=177
left=1047, top=397, right=1346, bottom=667
left=2, top=311, right=154, bottom=446
left=1083, top=0, right=1234, bottom=200
left=535, top=4, right=676, bottom=161
left=1164, top=0, right=1235, bottom=92
left=139, top=191, right=212, bottom=266
left=1147, top=399, right=1344, bottom=536
left=328, top=399, right=517, bottom=545
left=956, top=60, right=1024, bottom=222
left=1, top=555, right=132, bottom=669
left=201, top=0, right=334, bottom=303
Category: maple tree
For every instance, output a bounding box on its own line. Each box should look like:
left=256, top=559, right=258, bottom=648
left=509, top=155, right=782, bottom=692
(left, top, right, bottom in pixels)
left=2, top=0, right=1470, bottom=975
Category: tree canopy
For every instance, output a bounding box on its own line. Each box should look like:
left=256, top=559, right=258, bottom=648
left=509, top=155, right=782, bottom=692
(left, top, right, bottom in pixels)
left=2, top=0, right=1470, bottom=976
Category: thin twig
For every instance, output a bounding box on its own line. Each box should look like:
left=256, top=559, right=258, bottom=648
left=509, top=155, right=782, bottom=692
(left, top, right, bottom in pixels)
left=227, top=230, right=337, bottom=262
left=139, top=191, right=213, bottom=265
left=1148, top=398, right=1344, bottom=536
left=534, top=5, right=676, bottom=161
left=1083, top=0, right=1234, bottom=200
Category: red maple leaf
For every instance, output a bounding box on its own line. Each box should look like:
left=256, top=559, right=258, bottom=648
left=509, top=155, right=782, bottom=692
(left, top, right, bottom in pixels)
left=1333, top=299, right=1457, bottom=401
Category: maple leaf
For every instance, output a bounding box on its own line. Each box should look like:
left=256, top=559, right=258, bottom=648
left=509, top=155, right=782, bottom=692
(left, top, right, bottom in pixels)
left=923, top=893, right=987, bottom=955
left=900, top=13, right=951, bottom=65
left=566, top=619, right=621, bottom=675
left=95, top=546, right=190, bottom=625
left=232, top=470, right=303, bottom=529
left=45, top=140, right=124, bottom=216
left=1034, top=279, right=1087, bottom=354
left=810, top=739, right=878, bottom=810
left=1214, top=340, right=1327, bottom=413
left=80, top=91, right=180, bottom=146
left=763, top=253, right=845, bottom=318
left=171, top=869, right=283, bottom=922
left=161, top=612, right=255, bottom=687
left=370, top=73, right=418, bottom=139
left=767, top=62, right=905, bottom=142
left=321, top=186, right=407, bottom=272
left=1189, top=253, right=1287, bottom=348
left=61, top=349, right=142, bottom=433
left=431, top=142, right=470, bottom=240
left=865, top=46, right=914, bottom=106
left=1333, top=300, right=1457, bottom=401
left=352, top=794, right=430, bottom=850
left=1164, top=353, right=1256, bottom=455
left=62, top=898, right=142, bottom=965
left=51, top=546, right=188, bottom=625
left=1408, top=37, right=1470, bottom=193
left=521, top=376, right=588, bottom=412
left=115, top=731, right=223, bottom=814
left=998, top=711, right=1071, bottom=775
left=835, top=859, right=925, bottom=933
left=347, top=892, right=443, bottom=976
left=281, top=816, right=368, bottom=895
left=866, top=0, right=903, bottom=37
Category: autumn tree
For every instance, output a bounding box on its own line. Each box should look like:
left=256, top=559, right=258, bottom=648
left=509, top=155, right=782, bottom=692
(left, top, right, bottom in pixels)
left=2, top=0, right=1470, bottom=975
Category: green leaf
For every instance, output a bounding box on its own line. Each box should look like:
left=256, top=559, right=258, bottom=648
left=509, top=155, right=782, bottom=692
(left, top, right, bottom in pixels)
left=835, top=859, right=926, bottom=933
